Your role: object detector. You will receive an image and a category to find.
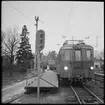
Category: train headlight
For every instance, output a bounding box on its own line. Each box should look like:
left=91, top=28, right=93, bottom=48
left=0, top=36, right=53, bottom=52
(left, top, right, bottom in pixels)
left=64, top=66, right=68, bottom=70
left=90, top=66, right=94, bottom=70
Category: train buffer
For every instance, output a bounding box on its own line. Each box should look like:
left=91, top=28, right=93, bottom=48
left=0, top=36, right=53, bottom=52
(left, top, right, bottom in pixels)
left=24, top=69, right=59, bottom=90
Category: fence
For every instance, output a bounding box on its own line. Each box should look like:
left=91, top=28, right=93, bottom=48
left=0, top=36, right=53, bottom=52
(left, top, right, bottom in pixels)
left=94, top=72, right=104, bottom=85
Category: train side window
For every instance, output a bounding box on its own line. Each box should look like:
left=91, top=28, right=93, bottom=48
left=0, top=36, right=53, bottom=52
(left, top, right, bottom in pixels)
left=86, top=50, right=91, bottom=60
left=61, top=50, right=64, bottom=61
left=57, top=51, right=60, bottom=64
left=75, top=50, right=81, bottom=61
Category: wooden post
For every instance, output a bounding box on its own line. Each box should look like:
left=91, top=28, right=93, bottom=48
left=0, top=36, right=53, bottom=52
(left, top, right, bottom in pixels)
left=37, top=52, right=40, bottom=99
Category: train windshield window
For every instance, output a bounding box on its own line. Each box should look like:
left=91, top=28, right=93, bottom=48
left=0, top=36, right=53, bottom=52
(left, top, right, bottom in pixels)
left=61, top=49, right=71, bottom=61
left=75, top=50, right=81, bottom=61
left=65, top=50, right=70, bottom=60
left=86, top=50, right=91, bottom=60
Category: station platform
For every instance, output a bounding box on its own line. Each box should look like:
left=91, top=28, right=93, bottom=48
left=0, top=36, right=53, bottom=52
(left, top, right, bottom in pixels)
left=24, top=70, right=59, bottom=90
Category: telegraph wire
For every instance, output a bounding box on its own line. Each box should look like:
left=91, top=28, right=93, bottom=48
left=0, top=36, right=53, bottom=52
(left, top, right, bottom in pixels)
left=66, top=3, right=74, bottom=34
left=39, top=19, right=44, bottom=24
left=6, top=1, right=34, bottom=25
left=62, top=3, right=74, bottom=38
left=6, top=1, right=44, bottom=25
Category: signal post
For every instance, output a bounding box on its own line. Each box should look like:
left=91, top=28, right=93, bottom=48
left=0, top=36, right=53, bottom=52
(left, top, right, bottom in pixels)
left=35, top=16, right=45, bottom=99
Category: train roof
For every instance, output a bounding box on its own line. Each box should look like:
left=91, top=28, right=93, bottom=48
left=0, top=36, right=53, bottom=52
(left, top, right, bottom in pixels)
left=60, top=43, right=93, bottom=50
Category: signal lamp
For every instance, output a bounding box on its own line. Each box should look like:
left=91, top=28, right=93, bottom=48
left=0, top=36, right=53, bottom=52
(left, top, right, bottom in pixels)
left=64, top=66, right=68, bottom=70
left=90, top=66, right=94, bottom=70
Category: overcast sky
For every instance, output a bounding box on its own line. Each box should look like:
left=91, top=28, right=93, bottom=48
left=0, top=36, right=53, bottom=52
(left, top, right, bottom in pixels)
left=2, top=1, right=104, bottom=54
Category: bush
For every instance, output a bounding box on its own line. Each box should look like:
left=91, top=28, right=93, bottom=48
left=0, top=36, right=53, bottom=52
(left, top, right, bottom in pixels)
left=2, top=63, right=15, bottom=72
left=15, top=64, right=27, bottom=73
left=20, top=67, right=27, bottom=73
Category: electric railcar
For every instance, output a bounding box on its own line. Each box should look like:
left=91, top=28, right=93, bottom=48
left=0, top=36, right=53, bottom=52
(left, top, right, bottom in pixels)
left=56, top=40, right=94, bottom=83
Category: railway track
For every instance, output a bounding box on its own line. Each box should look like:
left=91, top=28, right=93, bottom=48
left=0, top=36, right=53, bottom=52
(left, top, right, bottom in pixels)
left=70, top=84, right=104, bottom=104
left=3, top=78, right=104, bottom=104
left=3, top=85, right=104, bottom=104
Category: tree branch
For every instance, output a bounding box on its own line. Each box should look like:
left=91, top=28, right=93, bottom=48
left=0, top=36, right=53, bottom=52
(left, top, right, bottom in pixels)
left=3, top=41, right=11, bottom=52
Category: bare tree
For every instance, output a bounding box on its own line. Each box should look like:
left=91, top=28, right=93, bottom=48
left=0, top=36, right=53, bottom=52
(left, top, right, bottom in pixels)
left=99, top=49, right=104, bottom=60
left=1, top=31, right=5, bottom=42
left=94, top=49, right=104, bottom=60
left=2, top=26, right=20, bottom=65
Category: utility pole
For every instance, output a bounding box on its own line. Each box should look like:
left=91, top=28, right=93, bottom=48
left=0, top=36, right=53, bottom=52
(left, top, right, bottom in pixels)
left=34, top=16, right=40, bottom=99
left=35, top=16, right=39, bottom=71
left=96, top=36, right=98, bottom=48
left=72, top=36, right=74, bottom=44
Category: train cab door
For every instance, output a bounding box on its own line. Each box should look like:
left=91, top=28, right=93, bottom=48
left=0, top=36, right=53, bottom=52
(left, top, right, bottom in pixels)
left=73, top=48, right=84, bottom=76
left=74, top=49, right=82, bottom=67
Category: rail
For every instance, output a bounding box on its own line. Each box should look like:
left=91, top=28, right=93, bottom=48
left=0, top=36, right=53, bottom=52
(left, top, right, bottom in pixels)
left=82, top=85, right=104, bottom=104
left=70, top=85, right=82, bottom=104
left=70, top=84, right=104, bottom=104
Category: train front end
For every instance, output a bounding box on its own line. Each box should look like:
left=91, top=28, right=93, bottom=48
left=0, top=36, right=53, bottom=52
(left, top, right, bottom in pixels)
left=56, top=40, right=94, bottom=84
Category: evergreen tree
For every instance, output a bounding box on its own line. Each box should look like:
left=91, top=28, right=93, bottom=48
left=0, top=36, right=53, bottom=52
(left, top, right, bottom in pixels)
left=16, top=25, right=33, bottom=68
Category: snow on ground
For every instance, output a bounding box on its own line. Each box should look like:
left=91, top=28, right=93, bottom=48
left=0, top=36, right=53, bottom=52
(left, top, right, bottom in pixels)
left=2, top=80, right=26, bottom=102
left=2, top=70, right=59, bottom=103
left=2, top=71, right=26, bottom=88
left=2, top=88, right=25, bottom=102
